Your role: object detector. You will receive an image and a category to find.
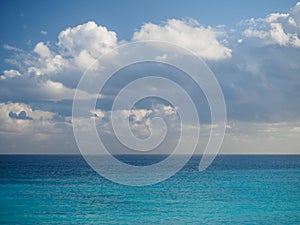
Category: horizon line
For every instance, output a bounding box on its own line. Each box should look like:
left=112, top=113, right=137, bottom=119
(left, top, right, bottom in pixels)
left=1, top=153, right=299, bottom=156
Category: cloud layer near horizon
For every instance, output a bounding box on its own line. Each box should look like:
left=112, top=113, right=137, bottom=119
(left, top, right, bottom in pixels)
left=0, top=2, right=300, bottom=154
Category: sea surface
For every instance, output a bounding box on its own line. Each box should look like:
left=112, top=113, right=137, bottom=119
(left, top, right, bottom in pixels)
left=0, top=155, right=299, bottom=224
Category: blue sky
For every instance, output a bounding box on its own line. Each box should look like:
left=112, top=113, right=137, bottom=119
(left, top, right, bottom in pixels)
left=0, top=1, right=297, bottom=55
left=0, top=1, right=300, bottom=154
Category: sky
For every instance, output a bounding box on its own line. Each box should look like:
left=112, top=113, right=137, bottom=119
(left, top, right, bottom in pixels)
left=0, top=0, right=300, bottom=154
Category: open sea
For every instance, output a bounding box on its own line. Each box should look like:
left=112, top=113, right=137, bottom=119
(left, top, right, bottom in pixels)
left=0, top=155, right=299, bottom=224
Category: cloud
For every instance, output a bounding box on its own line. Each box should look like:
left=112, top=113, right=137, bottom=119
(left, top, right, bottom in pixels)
left=1, top=5, right=300, bottom=154
left=76, top=103, right=181, bottom=154
left=36, top=80, right=99, bottom=101
left=34, top=42, right=51, bottom=58
left=221, top=120, right=300, bottom=154
left=23, top=22, right=119, bottom=75
left=0, top=76, right=99, bottom=103
left=242, top=3, right=300, bottom=47
left=57, top=21, right=118, bottom=70
left=58, top=21, right=117, bottom=58
left=3, top=44, right=23, bottom=52
left=0, top=102, right=57, bottom=134
left=133, top=19, right=232, bottom=60
left=0, top=69, right=21, bottom=79
left=0, top=102, right=75, bottom=153
left=40, top=30, right=47, bottom=35
left=27, top=54, right=68, bottom=76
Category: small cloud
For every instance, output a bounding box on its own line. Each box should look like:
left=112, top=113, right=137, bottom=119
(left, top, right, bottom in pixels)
left=226, top=124, right=232, bottom=129
left=26, top=40, right=32, bottom=46
left=0, top=69, right=21, bottom=79
left=155, top=53, right=168, bottom=61
left=40, top=30, right=47, bottom=35
left=3, top=44, right=23, bottom=52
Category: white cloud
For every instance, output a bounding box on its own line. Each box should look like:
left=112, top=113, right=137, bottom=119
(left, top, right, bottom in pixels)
left=0, top=69, right=21, bottom=79
left=3, top=19, right=233, bottom=79
left=25, top=21, right=119, bottom=74
left=40, top=30, right=47, bottom=35
left=36, top=80, right=99, bottom=101
left=73, top=49, right=100, bottom=71
left=27, top=55, right=67, bottom=76
left=3, top=44, right=23, bottom=52
left=0, top=102, right=56, bottom=134
left=58, top=21, right=117, bottom=58
left=34, top=42, right=51, bottom=58
left=133, top=19, right=232, bottom=60
left=90, top=109, right=105, bottom=119
left=0, top=102, right=75, bottom=153
left=243, top=3, right=300, bottom=47
left=89, top=104, right=179, bottom=139
left=28, top=47, right=68, bottom=76
left=1, top=9, right=300, bottom=154
left=221, top=120, right=300, bottom=154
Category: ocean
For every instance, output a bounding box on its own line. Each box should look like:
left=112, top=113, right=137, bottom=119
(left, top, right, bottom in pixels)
left=0, top=155, right=299, bottom=224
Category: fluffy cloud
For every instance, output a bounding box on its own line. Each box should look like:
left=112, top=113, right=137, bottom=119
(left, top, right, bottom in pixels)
left=0, top=69, right=21, bottom=79
left=57, top=21, right=118, bottom=70
left=133, top=19, right=232, bottom=60
left=34, top=42, right=52, bottom=58
left=27, top=54, right=67, bottom=76
left=73, top=104, right=179, bottom=147
left=0, top=102, right=75, bottom=153
left=242, top=3, right=300, bottom=47
left=12, top=22, right=119, bottom=77
left=58, top=21, right=117, bottom=58
left=0, top=102, right=57, bottom=134
left=3, top=19, right=232, bottom=79
left=1, top=4, right=300, bottom=154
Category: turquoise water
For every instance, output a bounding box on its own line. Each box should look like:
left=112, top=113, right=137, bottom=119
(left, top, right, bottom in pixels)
left=0, top=155, right=299, bottom=224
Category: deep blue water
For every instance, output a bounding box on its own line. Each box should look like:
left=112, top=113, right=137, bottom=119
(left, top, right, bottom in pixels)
left=0, top=155, right=299, bottom=224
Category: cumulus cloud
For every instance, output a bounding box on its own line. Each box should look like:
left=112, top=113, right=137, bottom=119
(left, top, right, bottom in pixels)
left=1, top=5, right=300, bottom=154
left=57, top=21, right=118, bottom=70
left=3, top=19, right=232, bottom=79
left=0, top=102, right=75, bottom=153
left=0, top=102, right=56, bottom=134
left=242, top=3, right=300, bottom=47
left=27, top=54, right=68, bottom=76
left=3, top=22, right=119, bottom=78
left=83, top=104, right=179, bottom=140
left=0, top=69, right=21, bottom=79
left=133, top=19, right=232, bottom=60
left=58, top=21, right=117, bottom=57
left=34, top=42, right=52, bottom=58
left=28, top=42, right=68, bottom=76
